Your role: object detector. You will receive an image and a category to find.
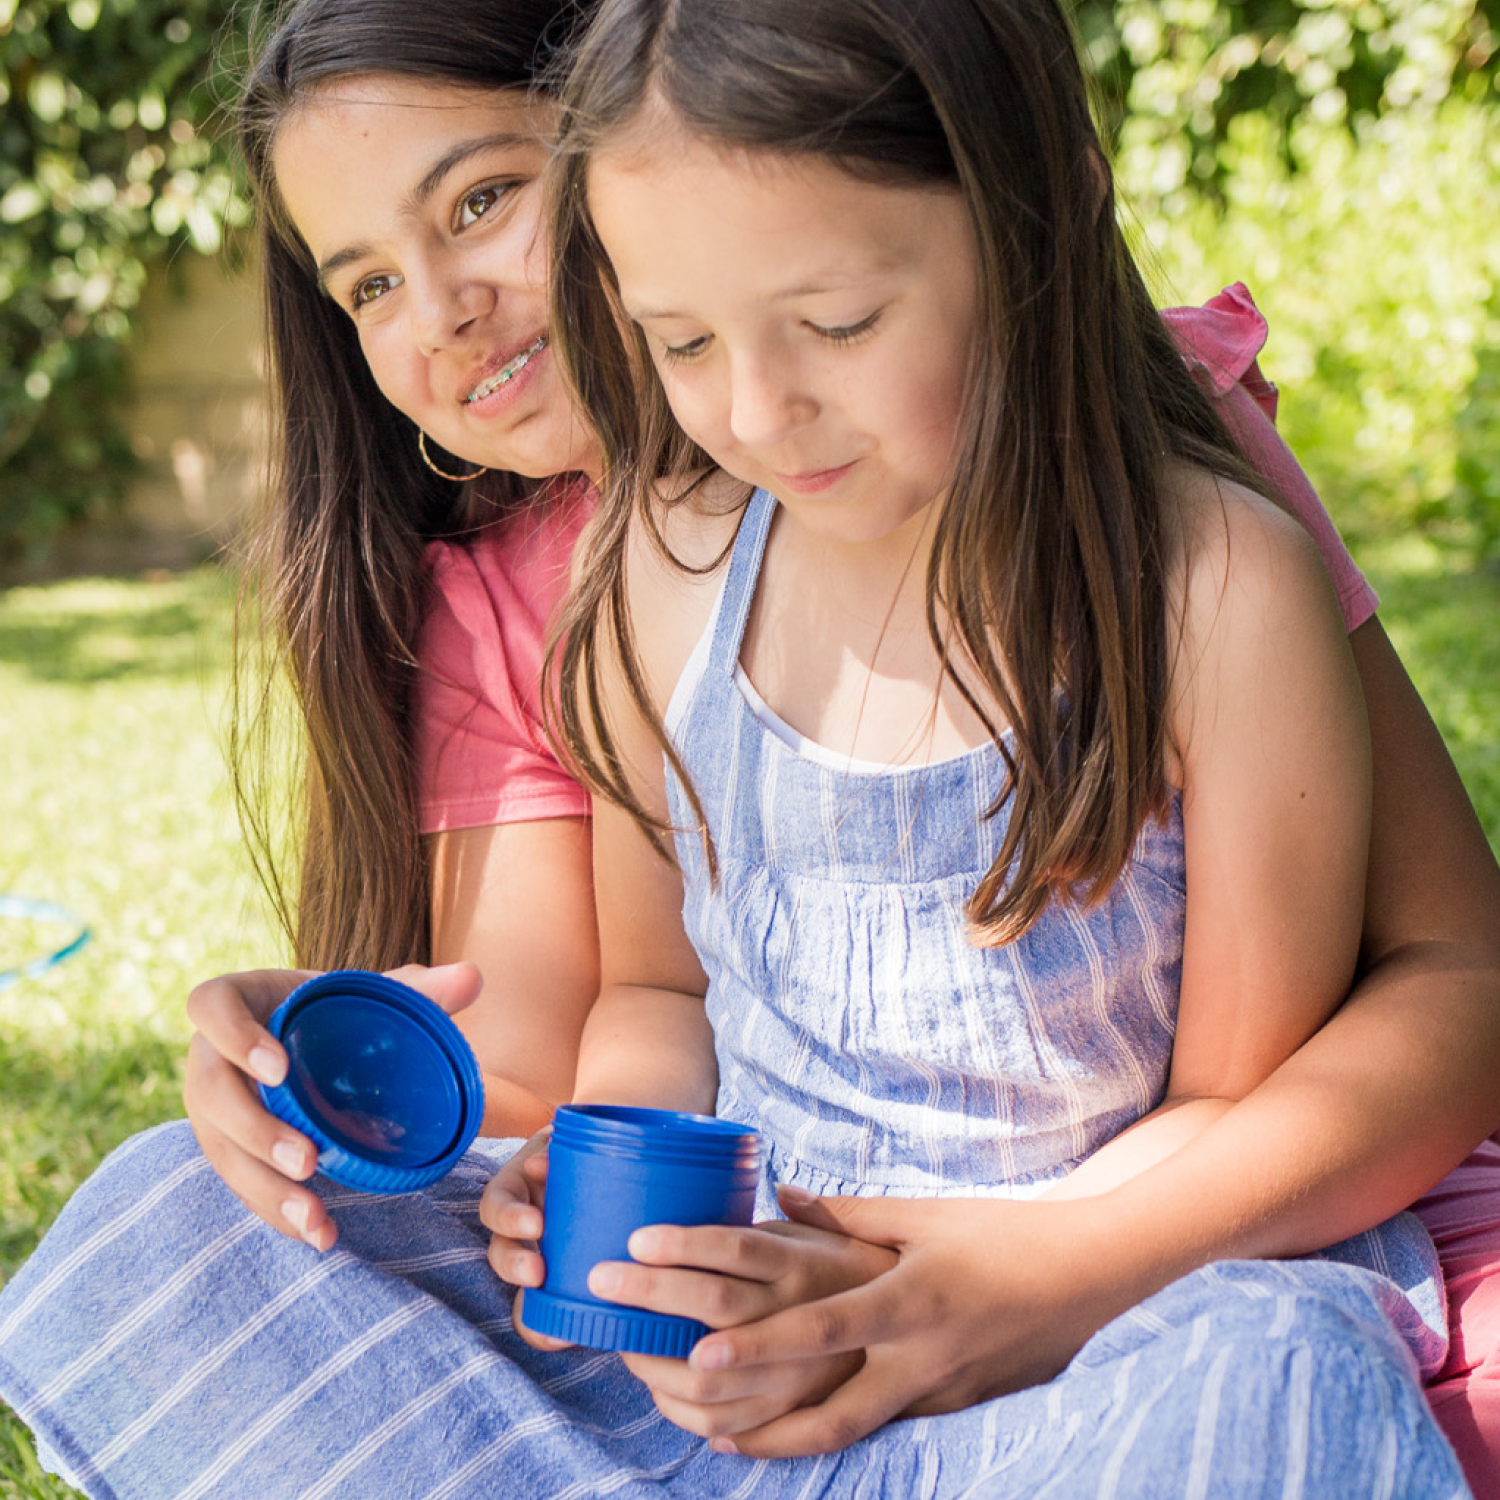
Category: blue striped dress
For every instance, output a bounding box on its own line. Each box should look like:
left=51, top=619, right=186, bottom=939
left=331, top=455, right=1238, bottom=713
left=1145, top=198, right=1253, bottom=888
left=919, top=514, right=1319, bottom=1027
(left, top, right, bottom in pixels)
left=0, top=488, right=1470, bottom=1498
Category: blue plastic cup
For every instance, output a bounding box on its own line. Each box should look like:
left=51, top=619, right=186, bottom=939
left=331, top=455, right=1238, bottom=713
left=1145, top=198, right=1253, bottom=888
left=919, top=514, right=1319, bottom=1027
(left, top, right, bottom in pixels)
left=522, top=1104, right=762, bottom=1357
left=257, top=970, right=484, bottom=1195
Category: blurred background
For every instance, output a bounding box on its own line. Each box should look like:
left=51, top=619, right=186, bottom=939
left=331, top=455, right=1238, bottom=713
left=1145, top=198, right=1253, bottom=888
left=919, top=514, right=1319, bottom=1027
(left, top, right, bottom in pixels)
left=1, top=1, right=1497, bottom=1493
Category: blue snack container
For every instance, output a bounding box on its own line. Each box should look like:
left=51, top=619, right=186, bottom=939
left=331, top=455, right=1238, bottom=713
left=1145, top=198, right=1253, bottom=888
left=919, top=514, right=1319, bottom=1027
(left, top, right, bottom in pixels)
left=523, top=1104, right=762, bottom=1357
left=257, top=969, right=483, bottom=1194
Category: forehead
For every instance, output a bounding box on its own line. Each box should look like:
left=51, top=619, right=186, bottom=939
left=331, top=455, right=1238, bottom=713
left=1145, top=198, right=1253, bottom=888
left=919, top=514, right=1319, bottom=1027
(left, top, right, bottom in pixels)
left=585, top=127, right=966, bottom=314
left=271, top=75, right=551, bottom=253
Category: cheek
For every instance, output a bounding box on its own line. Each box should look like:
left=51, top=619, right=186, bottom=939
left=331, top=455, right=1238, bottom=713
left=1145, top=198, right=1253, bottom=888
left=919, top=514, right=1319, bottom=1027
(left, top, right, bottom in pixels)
left=655, top=368, right=729, bottom=450
left=357, top=325, right=422, bottom=410
left=513, top=203, right=551, bottom=294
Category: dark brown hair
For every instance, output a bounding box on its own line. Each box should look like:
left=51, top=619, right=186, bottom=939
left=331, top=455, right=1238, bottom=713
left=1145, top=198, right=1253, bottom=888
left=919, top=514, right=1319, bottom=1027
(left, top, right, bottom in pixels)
left=232, top=0, right=584, bottom=968
left=548, top=0, right=1256, bottom=944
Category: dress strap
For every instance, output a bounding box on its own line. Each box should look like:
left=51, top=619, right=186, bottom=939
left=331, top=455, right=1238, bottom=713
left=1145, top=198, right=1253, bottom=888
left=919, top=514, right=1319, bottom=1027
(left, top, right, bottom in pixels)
left=707, top=488, right=776, bottom=678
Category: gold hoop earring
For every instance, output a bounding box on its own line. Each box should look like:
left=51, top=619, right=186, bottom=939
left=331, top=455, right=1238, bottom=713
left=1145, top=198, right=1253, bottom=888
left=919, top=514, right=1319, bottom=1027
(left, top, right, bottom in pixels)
left=418, top=430, right=488, bottom=482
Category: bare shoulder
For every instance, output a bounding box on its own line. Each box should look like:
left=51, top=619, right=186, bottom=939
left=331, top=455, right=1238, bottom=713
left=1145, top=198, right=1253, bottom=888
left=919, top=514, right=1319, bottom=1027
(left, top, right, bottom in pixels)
left=624, top=469, right=748, bottom=716
left=1164, top=461, right=1353, bottom=775
left=1166, top=461, right=1335, bottom=621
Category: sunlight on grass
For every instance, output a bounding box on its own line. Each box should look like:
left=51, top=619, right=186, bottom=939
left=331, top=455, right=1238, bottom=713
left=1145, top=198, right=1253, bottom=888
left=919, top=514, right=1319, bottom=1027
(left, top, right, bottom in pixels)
left=0, top=567, right=285, bottom=1275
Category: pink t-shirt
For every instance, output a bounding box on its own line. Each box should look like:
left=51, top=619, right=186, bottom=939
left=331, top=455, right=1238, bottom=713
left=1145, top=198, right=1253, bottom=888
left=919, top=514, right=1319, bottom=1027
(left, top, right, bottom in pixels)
left=414, top=286, right=1376, bottom=832
left=415, top=480, right=594, bottom=834
left=1162, top=282, right=1378, bottom=632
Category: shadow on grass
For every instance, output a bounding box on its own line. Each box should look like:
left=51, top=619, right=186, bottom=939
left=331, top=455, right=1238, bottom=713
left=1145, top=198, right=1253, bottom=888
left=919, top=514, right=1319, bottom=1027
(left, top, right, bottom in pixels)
left=1363, top=542, right=1500, bottom=853
left=0, top=571, right=236, bottom=688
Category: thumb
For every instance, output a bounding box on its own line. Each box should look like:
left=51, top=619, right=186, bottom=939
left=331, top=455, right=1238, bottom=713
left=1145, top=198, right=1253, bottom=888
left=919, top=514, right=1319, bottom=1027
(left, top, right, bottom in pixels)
left=385, top=961, right=484, bottom=1016
left=776, top=1184, right=916, bottom=1248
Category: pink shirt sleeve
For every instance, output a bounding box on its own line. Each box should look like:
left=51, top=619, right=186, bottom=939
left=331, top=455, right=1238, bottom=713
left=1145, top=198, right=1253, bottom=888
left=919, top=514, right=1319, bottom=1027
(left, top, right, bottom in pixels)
left=415, top=483, right=596, bottom=834
left=1161, top=283, right=1379, bottom=633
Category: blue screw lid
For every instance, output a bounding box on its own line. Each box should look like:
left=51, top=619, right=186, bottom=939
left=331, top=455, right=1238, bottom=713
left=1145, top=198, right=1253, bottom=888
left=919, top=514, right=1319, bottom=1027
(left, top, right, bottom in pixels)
left=257, top=970, right=483, bottom=1194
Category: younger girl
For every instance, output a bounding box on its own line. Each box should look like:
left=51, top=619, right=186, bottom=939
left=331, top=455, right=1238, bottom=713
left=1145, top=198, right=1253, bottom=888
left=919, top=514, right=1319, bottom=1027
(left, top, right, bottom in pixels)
left=507, top=0, right=1466, bottom=1488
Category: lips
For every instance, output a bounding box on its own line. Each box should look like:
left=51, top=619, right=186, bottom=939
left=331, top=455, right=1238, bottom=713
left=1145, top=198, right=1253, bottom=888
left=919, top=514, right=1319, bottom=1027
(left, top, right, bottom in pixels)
left=462, top=334, right=548, bottom=405
left=771, top=461, right=856, bottom=495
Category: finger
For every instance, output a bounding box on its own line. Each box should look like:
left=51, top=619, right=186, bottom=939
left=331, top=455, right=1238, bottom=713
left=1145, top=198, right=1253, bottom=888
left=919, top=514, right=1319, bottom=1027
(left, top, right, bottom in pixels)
left=714, top=1353, right=914, bottom=1458
left=480, top=1191, right=544, bottom=1243
left=689, top=1277, right=921, bottom=1373
left=619, top=1347, right=858, bottom=1426
left=511, top=1289, right=574, bottom=1353
left=587, top=1260, right=780, bottom=1330
left=185, top=970, right=316, bottom=1084
left=189, top=1116, right=336, bottom=1251
left=385, top=961, right=483, bottom=1016
left=478, top=1130, right=550, bottom=1238
left=625, top=1223, right=797, bottom=1284
left=486, top=1233, right=546, bottom=1288
left=641, top=1381, right=834, bottom=1442
left=185, top=1034, right=318, bottom=1181
left=775, top=1185, right=913, bottom=1249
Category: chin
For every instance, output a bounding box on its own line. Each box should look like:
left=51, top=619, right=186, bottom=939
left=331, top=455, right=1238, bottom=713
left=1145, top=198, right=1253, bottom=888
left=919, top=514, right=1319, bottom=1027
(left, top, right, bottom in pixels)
left=484, top=419, right=599, bottom=487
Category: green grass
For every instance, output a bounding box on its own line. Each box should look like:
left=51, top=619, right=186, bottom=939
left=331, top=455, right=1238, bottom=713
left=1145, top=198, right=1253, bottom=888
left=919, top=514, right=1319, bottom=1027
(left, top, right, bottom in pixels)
left=0, top=566, right=283, bottom=1500
left=0, top=550, right=1496, bottom=1497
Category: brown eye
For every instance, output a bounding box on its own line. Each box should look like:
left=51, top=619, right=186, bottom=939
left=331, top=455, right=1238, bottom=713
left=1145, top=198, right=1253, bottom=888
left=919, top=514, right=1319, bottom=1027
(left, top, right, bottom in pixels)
left=455, top=182, right=512, bottom=231
left=351, top=273, right=400, bottom=310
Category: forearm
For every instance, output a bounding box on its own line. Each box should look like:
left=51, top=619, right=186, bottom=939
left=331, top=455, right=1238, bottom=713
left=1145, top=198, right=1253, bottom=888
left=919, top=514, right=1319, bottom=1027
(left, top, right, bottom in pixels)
left=1061, top=956, right=1500, bottom=1318
left=571, top=983, right=719, bottom=1114
left=1041, top=1096, right=1231, bottom=1201
left=478, top=1072, right=555, bottom=1137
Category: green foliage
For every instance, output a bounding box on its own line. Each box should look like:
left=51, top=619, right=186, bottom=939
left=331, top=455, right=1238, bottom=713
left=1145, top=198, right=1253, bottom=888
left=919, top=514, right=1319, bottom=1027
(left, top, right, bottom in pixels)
left=0, top=0, right=249, bottom=559
left=1, top=1, right=1498, bottom=561
left=1076, top=0, right=1499, bottom=186
left=1126, top=98, right=1500, bottom=561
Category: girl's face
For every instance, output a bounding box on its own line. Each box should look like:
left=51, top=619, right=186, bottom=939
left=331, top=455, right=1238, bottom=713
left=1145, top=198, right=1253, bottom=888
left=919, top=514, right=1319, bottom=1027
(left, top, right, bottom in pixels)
left=587, top=126, right=978, bottom=545
left=273, top=76, right=600, bottom=482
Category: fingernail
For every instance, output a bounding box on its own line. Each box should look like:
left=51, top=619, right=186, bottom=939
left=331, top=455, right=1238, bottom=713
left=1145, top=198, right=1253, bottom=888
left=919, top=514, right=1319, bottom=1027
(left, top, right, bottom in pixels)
left=628, top=1227, right=661, bottom=1258
left=692, top=1340, right=730, bottom=1371
left=248, top=1045, right=285, bottom=1086
left=589, top=1264, right=623, bottom=1297
left=710, top=1437, right=739, bottom=1456
left=272, top=1140, right=307, bottom=1177
left=779, top=1183, right=816, bottom=1206
left=282, top=1198, right=309, bottom=1234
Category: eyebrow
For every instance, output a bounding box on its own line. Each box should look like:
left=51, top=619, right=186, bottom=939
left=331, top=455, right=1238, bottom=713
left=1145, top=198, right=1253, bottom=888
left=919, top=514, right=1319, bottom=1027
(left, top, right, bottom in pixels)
left=315, top=131, right=534, bottom=286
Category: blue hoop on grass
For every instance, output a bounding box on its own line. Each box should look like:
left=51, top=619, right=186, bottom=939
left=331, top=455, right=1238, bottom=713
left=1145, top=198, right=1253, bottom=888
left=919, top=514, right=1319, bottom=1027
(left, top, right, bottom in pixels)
left=0, top=895, right=92, bottom=992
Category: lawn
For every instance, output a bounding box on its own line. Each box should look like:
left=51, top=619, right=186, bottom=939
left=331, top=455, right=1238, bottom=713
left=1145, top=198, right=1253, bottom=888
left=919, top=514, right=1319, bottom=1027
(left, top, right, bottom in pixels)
left=0, top=567, right=282, bottom=1500
left=0, top=544, right=1497, bottom=1498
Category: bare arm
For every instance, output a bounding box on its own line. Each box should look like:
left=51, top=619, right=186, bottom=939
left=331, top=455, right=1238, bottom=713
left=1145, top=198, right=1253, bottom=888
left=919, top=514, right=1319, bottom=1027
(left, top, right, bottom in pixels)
left=569, top=797, right=717, bottom=1113
left=428, top=815, right=599, bottom=1135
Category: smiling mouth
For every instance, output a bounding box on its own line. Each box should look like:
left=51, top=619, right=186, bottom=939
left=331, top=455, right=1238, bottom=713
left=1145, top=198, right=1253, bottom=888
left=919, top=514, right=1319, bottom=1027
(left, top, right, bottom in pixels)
left=463, top=335, right=548, bottom=404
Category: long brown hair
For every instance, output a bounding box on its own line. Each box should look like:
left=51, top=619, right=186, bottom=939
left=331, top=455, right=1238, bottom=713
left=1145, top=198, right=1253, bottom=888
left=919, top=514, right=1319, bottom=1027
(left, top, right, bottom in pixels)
left=548, top=0, right=1258, bottom=945
left=232, top=0, right=585, bottom=969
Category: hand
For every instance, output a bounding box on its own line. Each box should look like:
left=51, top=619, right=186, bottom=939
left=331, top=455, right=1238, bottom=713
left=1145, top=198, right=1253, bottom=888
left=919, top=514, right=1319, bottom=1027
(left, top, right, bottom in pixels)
left=183, top=962, right=482, bottom=1252
left=587, top=1192, right=897, bottom=1440
left=688, top=1188, right=1129, bottom=1458
left=478, top=1128, right=574, bottom=1351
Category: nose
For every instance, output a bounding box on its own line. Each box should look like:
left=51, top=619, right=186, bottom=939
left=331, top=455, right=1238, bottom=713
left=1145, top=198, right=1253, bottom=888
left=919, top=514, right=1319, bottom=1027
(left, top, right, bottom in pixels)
left=726, top=351, right=817, bottom=452
left=409, top=261, right=494, bottom=357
